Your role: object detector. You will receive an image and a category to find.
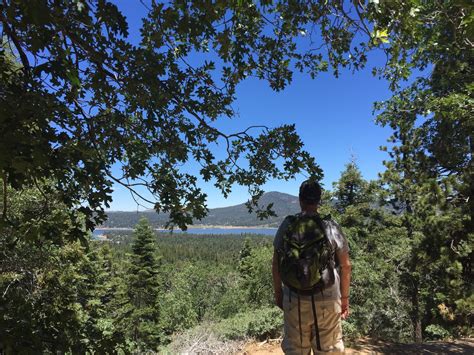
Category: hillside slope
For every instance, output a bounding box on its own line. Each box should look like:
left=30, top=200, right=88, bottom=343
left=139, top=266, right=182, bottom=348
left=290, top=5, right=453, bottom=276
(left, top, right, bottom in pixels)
left=102, top=191, right=300, bottom=228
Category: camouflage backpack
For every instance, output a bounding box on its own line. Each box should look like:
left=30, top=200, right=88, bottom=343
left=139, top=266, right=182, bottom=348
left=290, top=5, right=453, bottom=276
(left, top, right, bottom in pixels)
left=278, top=214, right=336, bottom=293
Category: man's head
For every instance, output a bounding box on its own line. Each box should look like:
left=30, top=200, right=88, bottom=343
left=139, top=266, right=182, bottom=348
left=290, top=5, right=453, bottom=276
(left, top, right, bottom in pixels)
left=299, top=180, right=322, bottom=211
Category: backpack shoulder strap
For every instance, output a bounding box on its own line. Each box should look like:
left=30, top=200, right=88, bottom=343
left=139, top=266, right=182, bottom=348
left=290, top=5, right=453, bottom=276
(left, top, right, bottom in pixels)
left=309, top=214, right=328, bottom=238
left=284, top=214, right=299, bottom=236
left=312, top=214, right=337, bottom=259
left=322, top=213, right=332, bottom=221
left=320, top=214, right=339, bottom=266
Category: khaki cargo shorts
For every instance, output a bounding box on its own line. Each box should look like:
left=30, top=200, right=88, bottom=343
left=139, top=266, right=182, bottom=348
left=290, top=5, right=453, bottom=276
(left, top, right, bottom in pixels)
left=281, top=288, right=344, bottom=354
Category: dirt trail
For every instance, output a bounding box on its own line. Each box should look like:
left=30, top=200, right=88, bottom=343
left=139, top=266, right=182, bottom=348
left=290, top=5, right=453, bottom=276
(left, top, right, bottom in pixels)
left=241, top=338, right=474, bottom=354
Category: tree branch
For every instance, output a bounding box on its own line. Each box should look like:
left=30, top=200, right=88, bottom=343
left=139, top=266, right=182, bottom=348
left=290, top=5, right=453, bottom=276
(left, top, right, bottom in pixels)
left=2, top=172, right=7, bottom=221
left=354, top=1, right=372, bottom=38
left=106, top=172, right=156, bottom=206
left=0, top=13, right=31, bottom=76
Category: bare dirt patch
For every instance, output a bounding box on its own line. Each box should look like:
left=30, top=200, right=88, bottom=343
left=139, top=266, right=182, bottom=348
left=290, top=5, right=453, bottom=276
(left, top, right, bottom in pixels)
left=241, top=339, right=283, bottom=355
left=241, top=338, right=474, bottom=354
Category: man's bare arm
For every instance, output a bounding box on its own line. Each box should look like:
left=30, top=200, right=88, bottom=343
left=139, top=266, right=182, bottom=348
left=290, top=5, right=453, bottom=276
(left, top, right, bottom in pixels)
left=337, top=249, right=351, bottom=319
left=272, top=250, right=283, bottom=310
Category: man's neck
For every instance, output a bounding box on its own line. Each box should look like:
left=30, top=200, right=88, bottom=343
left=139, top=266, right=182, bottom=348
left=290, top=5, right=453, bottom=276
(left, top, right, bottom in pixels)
left=301, top=208, right=318, bottom=215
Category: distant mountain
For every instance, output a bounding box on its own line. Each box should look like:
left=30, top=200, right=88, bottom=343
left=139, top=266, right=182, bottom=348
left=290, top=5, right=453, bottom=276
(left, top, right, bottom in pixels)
left=102, top=191, right=300, bottom=229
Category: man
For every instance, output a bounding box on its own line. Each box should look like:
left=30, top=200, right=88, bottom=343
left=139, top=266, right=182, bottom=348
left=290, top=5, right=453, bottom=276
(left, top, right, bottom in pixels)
left=272, top=180, right=351, bottom=354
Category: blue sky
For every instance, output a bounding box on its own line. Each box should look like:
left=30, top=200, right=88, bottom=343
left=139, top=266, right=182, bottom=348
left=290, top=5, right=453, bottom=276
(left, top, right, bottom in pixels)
left=108, top=1, right=394, bottom=211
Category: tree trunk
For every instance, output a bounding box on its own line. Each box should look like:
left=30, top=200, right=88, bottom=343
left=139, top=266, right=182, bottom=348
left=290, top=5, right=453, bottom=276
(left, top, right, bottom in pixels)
left=469, top=134, right=473, bottom=233
left=411, top=283, right=423, bottom=343
left=404, top=197, right=423, bottom=344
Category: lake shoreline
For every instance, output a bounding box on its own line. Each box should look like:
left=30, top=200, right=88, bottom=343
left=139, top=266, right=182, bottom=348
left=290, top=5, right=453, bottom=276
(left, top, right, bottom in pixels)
left=97, top=225, right=277, bottom=231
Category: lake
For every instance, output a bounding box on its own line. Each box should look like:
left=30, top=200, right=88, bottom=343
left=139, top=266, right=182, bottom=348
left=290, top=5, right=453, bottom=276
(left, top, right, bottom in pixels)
left=93, top=227, right=277, bottom=236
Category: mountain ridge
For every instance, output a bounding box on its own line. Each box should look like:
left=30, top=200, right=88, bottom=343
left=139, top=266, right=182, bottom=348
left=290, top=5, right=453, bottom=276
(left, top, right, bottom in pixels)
left=102, top=191, right=300, bottom=228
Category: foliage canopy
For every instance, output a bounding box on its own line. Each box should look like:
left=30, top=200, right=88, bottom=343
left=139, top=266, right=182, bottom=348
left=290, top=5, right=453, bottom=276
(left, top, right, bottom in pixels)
left=3, top=0, right=470, bottom=230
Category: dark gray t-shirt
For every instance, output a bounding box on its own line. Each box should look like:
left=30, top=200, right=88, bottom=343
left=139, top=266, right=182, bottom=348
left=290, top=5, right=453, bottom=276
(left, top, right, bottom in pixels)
left=273, top=212, right=349, bottom=301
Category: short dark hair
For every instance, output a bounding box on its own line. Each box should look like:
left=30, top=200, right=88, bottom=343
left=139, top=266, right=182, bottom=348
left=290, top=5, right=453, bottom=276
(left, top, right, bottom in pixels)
left=299, top=180, right=322, bottom=205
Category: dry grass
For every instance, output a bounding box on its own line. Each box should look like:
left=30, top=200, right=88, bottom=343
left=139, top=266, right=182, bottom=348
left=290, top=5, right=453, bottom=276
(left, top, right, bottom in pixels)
left=164, top=323, right=248, bottom=354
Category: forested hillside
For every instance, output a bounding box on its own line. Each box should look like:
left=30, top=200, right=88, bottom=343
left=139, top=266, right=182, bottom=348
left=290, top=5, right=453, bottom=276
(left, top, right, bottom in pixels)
left=103, top=191, right=300, bottom=228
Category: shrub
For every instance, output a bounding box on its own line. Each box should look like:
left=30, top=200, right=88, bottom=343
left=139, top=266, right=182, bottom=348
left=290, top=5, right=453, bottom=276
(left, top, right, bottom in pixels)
left=342, top=320, right=361, bottom=342
left=424, top=324, right=451, bottom=340
left=216, top=306, right=283, bottom=340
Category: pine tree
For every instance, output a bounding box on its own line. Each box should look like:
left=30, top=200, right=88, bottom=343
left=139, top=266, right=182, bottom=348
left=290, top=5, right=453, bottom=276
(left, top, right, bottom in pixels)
left=124, top=217, right=162, bottom=350
left=0, top=183, right=114, bottom=353
left=331, top=161, right=411, bottom=341
left=238, top=237, right=253, bottom=277
left=373, top=1, right=472, bottom=340
left=82, top=243, right=126, bottom=352
left=237, top=240, right=273, bottom=308
left=378, top=103, right=471, bottom=340
left=333, top=160, right=368, bottom=213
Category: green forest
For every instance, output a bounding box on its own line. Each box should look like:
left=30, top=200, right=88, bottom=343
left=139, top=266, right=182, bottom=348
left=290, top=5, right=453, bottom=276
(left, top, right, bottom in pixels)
left=1, top=0, right=472, bottom=353
left=1, top=161, right=472, bottom=353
